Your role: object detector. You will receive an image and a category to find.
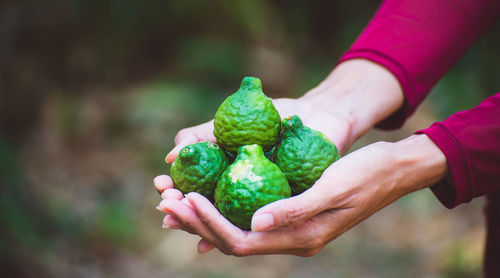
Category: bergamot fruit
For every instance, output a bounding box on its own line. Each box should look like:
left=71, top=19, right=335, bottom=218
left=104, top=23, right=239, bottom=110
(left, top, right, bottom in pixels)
left=170, top=142, right=229, bottom=201
left=214, top=144, right=290, bottom=230
left=274, top=115, right=340, bottom=195
left=214, top=77, right=280, bottom=154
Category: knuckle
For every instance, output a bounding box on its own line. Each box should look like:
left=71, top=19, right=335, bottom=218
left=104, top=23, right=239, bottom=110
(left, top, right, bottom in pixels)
left=200, top=210, right=223, bottom=228
left=174, top=128, right=190, bottom=143
left=227, top=241, right=250, bottom=257
left=218, top=246, right=234, bottom=256
left=300, top=247, right=321, bottom=257
left=298, top=228, right=326, bottom=250
left=304, top=236, right=323, bottom=249
left=199, top=213, right=216, bottom=228
left=285, top=205, right=306, bottom=225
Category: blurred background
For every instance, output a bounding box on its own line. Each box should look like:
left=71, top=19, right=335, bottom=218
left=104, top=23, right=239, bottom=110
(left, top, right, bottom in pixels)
left=1, top=1, right=499, bottom=277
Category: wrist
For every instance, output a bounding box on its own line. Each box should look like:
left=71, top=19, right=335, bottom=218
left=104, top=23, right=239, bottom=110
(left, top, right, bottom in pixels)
left=314, top=135, right=446, bottom=210
left=299, top=59, right=404, bottom=143
left=390, top=134, right=448, bottom=194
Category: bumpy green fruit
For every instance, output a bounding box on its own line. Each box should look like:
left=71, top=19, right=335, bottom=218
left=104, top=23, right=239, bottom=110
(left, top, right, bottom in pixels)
left=215, top=144, right=291, bottom=230
left=274, top=115, right=340, bottom=195
left=214, top=77, right=281, bottom=154
left=170, top=142, right=229, bottom=201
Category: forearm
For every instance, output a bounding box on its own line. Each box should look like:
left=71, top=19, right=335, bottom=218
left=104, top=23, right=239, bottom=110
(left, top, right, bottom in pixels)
left=299, top=59, right=404, bottom=145
left=339, top=0, right=500, bottom=129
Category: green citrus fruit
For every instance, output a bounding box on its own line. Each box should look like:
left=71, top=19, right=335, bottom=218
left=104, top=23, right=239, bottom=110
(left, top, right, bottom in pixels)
left=170, top=142, right=229, bottom=201
left=214, top=144, right=291, bottom=230
left=214, top=77, right=281, bottom=154
left=274, top=115, right=340, bottom=195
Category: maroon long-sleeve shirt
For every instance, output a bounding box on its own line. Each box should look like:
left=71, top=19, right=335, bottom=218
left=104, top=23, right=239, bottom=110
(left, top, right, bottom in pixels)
left=339, top=0, right=500, bottom=276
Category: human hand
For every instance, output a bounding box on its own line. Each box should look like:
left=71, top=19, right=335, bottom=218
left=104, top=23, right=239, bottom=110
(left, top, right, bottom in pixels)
left=154, top=59, right=405, bottom=252
left=161, top=59, right=405, bottom=164
left=153, top=95, right=355, bottom=246
left=163, top=96, right=354, bottom=165
left=157, top=134, right=447, bottom=256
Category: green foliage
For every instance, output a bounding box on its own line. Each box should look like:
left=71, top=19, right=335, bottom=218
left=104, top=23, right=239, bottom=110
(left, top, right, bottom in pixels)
left=92, top=200, right=138, bottom=246
left=0, top=137, right=45, bottom=253
left=128, top=80, right=222, bottom=130
left=429, top=23, right=500, bottom=119
left=441, top=243, right=482, bottom=278
left=178, top=39, right=248, bottom=78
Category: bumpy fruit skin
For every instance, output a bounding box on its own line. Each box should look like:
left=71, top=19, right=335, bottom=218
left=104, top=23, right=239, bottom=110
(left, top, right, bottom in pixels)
left=170, top=142, right=229, bottom=201
left=215, top=144, right=291, bottom=230
left=214, top=77, right=281, bottom=154
left=274, top=115, right=340, bottom=195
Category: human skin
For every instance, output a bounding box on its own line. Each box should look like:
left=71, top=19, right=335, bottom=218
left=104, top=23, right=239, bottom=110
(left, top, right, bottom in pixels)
left=154, top=59, right=448, bottom=255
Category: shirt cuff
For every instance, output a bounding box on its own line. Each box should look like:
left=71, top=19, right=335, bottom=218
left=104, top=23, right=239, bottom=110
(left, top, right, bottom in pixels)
left=338, top=49, right=418, bottom=130
left=416, top=123, right=474, bottom=209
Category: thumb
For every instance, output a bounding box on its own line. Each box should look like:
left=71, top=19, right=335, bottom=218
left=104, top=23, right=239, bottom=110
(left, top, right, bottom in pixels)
left=251, top=187, right=329, bottom=232
left=165, top=120, right=216, bottom=164
left=165, top=133, right=198, bottom=164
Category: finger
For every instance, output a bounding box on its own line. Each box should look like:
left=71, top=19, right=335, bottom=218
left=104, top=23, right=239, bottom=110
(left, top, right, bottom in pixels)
left=228, top=209, right=341, bottom=256
left=166, top=121, right=216, bottom=164
left=185, top=192, right=244, bottom=238
left=187, top=192, right=334, bottom=256
left=185, top=192, right=249, bottom=255
left=197, top=238, right=216, bottom=254
left=174, top=121, right=215, bottom=145
left=160, top=198, right=227, bottom=251
left=186, top=192, right=254, bottom=255
left=247, top=205, right=361, bottom=256
left=166, top=133, right=198, bottom=164
left=161, top=188, right=184, bottom=200
left=181, top=197, right=193, bottom=208
left=251, top=186, right=331, bottom=232
left=163, top=214, right=182, bottom=229
left=154, top=175, right=174, bottom=193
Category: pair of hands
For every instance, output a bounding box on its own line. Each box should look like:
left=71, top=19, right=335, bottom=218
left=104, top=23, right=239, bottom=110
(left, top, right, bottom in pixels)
left=154, top=95, right=412, bottom=256
left=153, top=60, right=446, bottom=256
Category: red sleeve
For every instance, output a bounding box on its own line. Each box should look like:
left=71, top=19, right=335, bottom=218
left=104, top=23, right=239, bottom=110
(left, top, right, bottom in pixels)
left=338, top=0, right=500, bottom=129
left=415, top=93, right=500, bottom=208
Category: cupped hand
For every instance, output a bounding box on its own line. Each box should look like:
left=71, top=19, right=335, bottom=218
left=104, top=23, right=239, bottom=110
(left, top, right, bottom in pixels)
left=153, top=95, right=356, bottom=251
left=154, top=59, right=410, bottom=254
left=156, top=134, right=446, bottom=255
left=157, top=142, right=400, bottom=256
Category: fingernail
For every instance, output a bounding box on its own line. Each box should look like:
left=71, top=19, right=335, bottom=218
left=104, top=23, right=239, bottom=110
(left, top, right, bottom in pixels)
left=163, top=222, right=181, bottom=229
left=181, top=197, right=193, bottom=208
left=156, top=206, right=162, bottom=212
left=251, top=213, right=274, bottom=232
left=161, top=191, right=167, bottom=199
left=165, top=151, right=175, bottom=164
left=198, top=242, right=213, bottom=254
left=185, top=192, right=195, bottom=201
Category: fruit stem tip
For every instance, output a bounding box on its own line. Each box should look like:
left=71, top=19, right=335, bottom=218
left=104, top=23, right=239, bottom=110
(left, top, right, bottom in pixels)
left=240, top=76, right=262, bottom=91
